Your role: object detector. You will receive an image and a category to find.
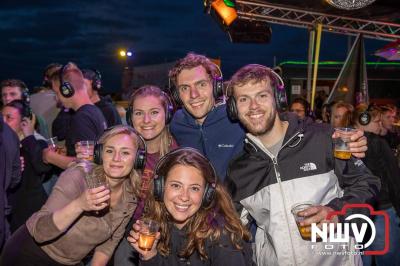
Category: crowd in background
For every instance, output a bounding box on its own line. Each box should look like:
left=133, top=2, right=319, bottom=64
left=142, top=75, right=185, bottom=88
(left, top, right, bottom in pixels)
left=0, top=52, right=398, bottom=266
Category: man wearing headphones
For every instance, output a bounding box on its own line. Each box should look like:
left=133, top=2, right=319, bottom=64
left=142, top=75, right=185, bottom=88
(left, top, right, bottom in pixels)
left=42, top=63, right=107, bottom=169
left=225, top=64, right=379, bottom=266
left=0, top=79, right=49, bottom=138
left=168, top=52, right=245, bottom=180
left=82, top=69, right=122, bottom=127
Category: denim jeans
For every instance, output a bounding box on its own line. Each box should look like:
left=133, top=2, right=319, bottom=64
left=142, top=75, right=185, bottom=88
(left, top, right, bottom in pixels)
left=362, top=207, right=400, bottom=266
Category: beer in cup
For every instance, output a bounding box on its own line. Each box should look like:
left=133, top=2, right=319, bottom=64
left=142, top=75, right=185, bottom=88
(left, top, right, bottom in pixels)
left=291, top=202, right=314, bottom=241
left=138, top=219, right=159, bottom=251
left=334, top=127, right=356, bottom=160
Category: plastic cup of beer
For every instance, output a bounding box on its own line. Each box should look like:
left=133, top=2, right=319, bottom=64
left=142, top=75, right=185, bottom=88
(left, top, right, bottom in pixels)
left=75, top=140, right=95, bottom=161
left=138, top=219, right=159, bottom=251
left=46, top=137, right=58, bottom=151
left=334, top=128, right=356, bottom=160
left=291, top=202, right=314, bottom=241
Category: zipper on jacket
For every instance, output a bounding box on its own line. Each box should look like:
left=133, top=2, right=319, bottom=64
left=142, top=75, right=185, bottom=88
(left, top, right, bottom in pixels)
left=199, top=125, right=208, bottom=157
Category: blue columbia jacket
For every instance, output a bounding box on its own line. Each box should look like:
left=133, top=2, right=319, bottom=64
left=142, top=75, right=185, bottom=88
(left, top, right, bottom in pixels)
left=170, top=104, right=245, bottom=180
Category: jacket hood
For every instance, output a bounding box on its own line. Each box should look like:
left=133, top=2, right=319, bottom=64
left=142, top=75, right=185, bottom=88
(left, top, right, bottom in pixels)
left=174, top=104, right=230, bottom=128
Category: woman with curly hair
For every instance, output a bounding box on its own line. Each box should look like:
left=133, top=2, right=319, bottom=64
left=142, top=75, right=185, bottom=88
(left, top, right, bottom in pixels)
left=127, top=147, right=254, bottom=266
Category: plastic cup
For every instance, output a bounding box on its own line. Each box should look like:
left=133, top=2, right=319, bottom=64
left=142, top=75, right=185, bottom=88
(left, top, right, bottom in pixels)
left=334, top=128, right=356, bottom=160
left=75, top=140, right=95, bottom=161
left=46, top=137, right=58, bottom=151
left=138, top=219, right=159, bottom=251
left=291, top=202, right=314, bottom=241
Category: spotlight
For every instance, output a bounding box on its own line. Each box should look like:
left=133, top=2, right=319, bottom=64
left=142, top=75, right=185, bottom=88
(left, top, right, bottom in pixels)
left=210, top=0, right=237, bottom=26
left=127, top=51, right=133, bottom=57
left=119, top=50, right=126, bottom=57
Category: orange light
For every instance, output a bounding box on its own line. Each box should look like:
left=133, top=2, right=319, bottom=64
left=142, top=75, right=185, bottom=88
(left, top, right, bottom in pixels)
left=211, top=0, right=238, bottom=26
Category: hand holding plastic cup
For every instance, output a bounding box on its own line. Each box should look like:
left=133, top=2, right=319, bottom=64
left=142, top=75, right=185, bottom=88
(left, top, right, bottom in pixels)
left=291, top=202, right=314, bottom=241
left=46, top=137, right=58, bottom=151
left=75, top=140, right=95, bottom=161
left=138, top=219, right=160, bottom=251
left=333, top=127, right=357, bottom=160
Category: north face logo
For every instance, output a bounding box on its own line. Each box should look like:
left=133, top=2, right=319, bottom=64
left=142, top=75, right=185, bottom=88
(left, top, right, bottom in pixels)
left=300, top=162, right=317, bottom=171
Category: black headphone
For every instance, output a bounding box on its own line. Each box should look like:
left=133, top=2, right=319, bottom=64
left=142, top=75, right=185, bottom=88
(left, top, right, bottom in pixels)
left=92, top=69, right=102, bottom=91
left=126, top=89, right=174, bottom=127
left=59, top=64, right=75, bottom=98
left=169, top=63, right=224, bottom=106
left=358, top=103, right=374, bottom=126
left=93, top=126, right=147, bottom=170
left=153, top=147, right=217, bottom=208
left=227, top=65, right=288, bottom=121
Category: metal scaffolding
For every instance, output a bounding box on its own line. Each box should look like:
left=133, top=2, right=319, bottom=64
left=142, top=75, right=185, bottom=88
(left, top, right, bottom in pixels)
left=236, top=0, right=400, bottom=41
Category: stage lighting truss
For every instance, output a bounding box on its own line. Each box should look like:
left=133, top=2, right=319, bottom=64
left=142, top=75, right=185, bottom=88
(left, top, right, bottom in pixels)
left=235, top=0, right=400, bottom=41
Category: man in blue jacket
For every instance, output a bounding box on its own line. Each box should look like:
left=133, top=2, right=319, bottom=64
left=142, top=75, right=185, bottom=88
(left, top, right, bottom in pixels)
left=168, top=52, right=245, bottom=180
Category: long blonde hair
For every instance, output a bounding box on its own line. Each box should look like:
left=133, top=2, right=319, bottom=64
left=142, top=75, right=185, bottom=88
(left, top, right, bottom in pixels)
left=145, top=148, right=251, bottom=260
left=129, top=85, right=174, bottom=156
left=93, top=125, right=143, bottom=194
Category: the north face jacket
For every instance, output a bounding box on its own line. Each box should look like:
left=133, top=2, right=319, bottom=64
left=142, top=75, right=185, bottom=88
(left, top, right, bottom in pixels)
left=170, top=104, right=245, bottom=180
left=226, top=113, right=380, bottom=266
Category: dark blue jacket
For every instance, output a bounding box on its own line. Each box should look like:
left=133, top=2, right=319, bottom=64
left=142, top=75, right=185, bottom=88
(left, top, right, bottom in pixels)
left=170, top=104, right=245, bottom=180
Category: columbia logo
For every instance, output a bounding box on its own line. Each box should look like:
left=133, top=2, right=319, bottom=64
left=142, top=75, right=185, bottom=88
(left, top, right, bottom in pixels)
left=218, top=144, right=234, bottom=148
left=300, top=162, right=317, bottom=171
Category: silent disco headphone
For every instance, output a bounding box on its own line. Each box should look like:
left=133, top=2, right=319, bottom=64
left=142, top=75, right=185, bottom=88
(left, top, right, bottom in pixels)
left=169, top=62, right=224, bottom=106
left=153, top=147, right=217, bottom=208
left=92, top=69, right=102, bottom=91
left=358, top=103, right=374, bottom=126
left=226, top=64, right=288, bottom=121
left=126, top=89, right=174, bottom=127
left=7, top=99, right=33, bottom=120
left=59, top=64, right=75, bottom=98
left=93, top=125, right=147, bottom=170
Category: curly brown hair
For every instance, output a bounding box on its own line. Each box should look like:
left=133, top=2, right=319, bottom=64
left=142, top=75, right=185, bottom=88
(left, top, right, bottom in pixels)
left=168, top=52, right=221, bottom=88
left=144, top=148, right=251, bottom=261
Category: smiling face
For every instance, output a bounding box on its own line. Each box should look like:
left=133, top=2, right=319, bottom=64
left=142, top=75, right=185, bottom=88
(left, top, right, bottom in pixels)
left=163, top=164, right=205, bottom=229
left=2, top=106, right=22, bottom=133
left=102, top=134, right=137, bottom=181
left=176, top=66, right=215, bottom=124
left=234, top=80, right=277, bottom=136
left=131, top=95, right=166, bottom=142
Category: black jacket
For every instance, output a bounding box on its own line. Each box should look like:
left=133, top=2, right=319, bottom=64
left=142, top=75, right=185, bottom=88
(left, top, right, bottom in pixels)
left=362, top=132, right=400, bottom=216
left=140, top=225, right=254, bottom=266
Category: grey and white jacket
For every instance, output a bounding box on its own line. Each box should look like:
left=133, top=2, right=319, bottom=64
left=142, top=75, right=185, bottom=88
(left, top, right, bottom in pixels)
left=226, top=113, right=380, bottom=266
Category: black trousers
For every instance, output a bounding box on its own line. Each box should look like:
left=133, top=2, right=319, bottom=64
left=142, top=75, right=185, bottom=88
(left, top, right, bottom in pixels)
left=0, top=224, right=73, bottom=266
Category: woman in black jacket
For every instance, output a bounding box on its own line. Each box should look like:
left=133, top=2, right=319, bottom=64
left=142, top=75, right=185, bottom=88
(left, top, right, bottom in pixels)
left=127, top=148, right=254, bottom=266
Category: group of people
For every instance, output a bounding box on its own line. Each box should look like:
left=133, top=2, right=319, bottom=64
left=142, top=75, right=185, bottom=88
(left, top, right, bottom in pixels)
left=0, top=51, right=395, bottom=266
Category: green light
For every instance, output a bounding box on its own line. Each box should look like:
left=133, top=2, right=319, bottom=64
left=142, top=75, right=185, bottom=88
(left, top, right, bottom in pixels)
left=223, top=0, right=235, bottom=8
left=279, top=60, right=400, bottom=66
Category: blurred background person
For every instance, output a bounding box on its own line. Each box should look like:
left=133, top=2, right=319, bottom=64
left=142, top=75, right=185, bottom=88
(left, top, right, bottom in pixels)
left=1, top=100, right=51, bottom=233
left=289, top=97, right=313, bottom=123
left=379, top=104, right=400, bottom=156
left=82, top=69, right=122, bottom=127
left=352, top=104, right=400, bottom=266
left=0, top=114, right=21, bottom=252
left=1, top=125, right=143, bottom=266
left=331, top=101, right=354, bottom=128
left=1, top=79, right=49, bottom=138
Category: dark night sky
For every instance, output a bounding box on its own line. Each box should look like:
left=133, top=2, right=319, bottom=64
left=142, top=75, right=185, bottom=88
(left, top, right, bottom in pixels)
left=0, top=0, right=388, bottom=93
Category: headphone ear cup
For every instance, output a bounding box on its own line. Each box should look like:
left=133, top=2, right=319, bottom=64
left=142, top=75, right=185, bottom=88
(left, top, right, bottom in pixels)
left=227, top=96, right=238, bottom=121
left=134, top=147, right=146, bottom=170
left=213, top=76, right=224, bottom=99
left=93, top=143, right=103, bottom=165
left=153, top=175, right=164, bottom=201
left=274, top=84, right=288, bottom=112
left=202, top=183, right=216, bottom=208
left=171, top=87, right=182, bottom=106
left=126, top=105, right=133, bottom=127
left=359, top=112, right=371, bottom=126
left=60, top=82, right=75, bottom=98
left=165, top=103, right=173, bottom=124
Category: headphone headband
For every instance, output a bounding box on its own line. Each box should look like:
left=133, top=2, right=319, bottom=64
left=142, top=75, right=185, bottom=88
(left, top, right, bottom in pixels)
left=153, top=147, right=217, bottom=208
